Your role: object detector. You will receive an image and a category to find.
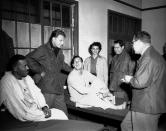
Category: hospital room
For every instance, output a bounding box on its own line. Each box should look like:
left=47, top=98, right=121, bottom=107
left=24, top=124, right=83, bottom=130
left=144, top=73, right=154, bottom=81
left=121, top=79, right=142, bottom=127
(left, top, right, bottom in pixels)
left=0, top=0, right=166, bottom=131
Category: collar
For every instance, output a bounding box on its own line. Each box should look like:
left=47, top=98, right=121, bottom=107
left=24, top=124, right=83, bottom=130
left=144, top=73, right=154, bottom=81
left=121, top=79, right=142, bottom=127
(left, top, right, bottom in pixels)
left=141, top=45, right=150, bottom=55
left=47, top=42, right=60, bottom=56
left=91, top=55, right=100, bottom=60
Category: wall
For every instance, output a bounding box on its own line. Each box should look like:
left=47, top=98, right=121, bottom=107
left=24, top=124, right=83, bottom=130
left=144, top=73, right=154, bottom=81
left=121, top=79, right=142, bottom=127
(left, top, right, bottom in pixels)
left=142, top=0, right=166, bottom=8
left=142, top=0, right=166, bottom=54
left=77, top=0, right=141, bottom=60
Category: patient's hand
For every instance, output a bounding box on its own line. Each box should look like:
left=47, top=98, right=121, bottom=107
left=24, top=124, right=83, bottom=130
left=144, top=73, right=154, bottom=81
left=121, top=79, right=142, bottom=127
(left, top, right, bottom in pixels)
left=97, top=87, right=112, bottom=96
left=42, top=106, right=51, bottom=118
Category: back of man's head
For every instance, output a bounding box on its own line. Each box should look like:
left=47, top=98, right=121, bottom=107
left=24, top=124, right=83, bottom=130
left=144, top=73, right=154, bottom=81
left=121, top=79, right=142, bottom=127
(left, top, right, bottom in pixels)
left=133, top=31, right=151, bottom=44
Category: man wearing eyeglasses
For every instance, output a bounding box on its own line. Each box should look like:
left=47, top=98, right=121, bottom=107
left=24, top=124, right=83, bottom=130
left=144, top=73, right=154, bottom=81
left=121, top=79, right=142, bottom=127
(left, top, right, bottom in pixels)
left=121, top=31, right=166, bottom=131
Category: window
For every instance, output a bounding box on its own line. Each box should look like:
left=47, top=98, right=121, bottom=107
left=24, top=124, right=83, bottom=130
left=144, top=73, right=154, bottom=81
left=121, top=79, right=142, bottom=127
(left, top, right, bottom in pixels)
left=1, top=0, right=78, bottom=65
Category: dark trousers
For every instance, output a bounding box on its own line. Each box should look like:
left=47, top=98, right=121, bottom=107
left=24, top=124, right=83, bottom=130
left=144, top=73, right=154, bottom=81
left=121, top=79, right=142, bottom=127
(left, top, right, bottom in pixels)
left=121, top=111, right=160, bottom=131
left=43, top=93, right=68, bottom=116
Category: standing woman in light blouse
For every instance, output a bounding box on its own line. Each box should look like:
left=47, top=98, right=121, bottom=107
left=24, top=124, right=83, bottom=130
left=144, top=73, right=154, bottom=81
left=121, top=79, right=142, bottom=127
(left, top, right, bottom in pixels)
left=84, top=42, right=108, bottom=85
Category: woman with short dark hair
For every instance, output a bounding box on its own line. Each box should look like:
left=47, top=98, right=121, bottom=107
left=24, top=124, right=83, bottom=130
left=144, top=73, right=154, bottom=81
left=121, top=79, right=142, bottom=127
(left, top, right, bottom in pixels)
left=84, top=42, right=108, bottom=85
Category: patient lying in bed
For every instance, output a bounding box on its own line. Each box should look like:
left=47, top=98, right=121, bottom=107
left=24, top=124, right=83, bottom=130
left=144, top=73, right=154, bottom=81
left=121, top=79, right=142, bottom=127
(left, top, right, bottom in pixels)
left=67, top=56, right=126, bottom=110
